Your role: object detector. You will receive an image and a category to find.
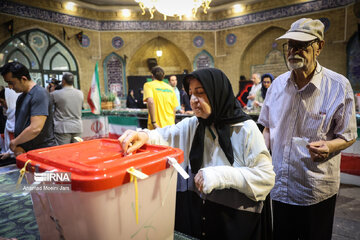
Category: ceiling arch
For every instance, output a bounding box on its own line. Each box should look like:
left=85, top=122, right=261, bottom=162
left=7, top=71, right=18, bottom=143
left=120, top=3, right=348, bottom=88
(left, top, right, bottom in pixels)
left=128, top=36, right=192, bottom=76
left=240, top=26, right=287, bottom=78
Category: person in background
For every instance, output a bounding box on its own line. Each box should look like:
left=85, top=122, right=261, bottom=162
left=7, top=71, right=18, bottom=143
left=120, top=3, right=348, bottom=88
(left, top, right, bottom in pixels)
left=143, top=66, right=178, bottom=129
left=0, top=62, right=57, bottom=155
left=126, top=89, right=138, bottom=108
left=235, top=75, right=248, bottom=98
left=51, top=72, right=83, bottom=145
left=246, top=73, right=261, bottom=109
left=258, top=18, right=357, bottom=240
left=0, top=87, right=20, bottom=164
left=136, top=88, right=146, bottom=109
left=119, top=68, right=275, bottom=239
left=0, top=86, right=7, bottom=136
left=180, top=85, right=193, bottom=114
left=253, top=73, right=274, bottom=109
left=46, top=78, right=61, bottom=92
left=355, top=93, right=360, bottom=112
left=169, top=75, right=183, bottom=113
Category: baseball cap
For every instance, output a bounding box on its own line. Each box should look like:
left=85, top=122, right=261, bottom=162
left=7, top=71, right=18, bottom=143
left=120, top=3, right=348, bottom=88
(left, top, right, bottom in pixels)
left=276, top=18, right=324, bottom=42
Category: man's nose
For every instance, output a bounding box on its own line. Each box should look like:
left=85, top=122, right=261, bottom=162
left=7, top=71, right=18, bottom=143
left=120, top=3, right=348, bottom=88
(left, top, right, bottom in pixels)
left=289, top=46, right=301, bottom=54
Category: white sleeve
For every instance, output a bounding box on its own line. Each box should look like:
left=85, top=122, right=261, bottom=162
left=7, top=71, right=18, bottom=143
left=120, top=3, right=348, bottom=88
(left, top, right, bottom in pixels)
left=201, top=120, right=275, bottom=202
left=140, top=116, right=197, bottom=158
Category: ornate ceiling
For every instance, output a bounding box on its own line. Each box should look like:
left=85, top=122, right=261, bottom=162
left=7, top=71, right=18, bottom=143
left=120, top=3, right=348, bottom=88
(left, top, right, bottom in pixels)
left=67, top=0, right=262, bottom=12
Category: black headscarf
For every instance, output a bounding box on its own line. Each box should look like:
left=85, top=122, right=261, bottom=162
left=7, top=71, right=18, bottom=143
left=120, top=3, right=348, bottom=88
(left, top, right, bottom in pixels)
left=184, top=68, right=251, bottom=174
left=260, top=73, right=274, bottom=100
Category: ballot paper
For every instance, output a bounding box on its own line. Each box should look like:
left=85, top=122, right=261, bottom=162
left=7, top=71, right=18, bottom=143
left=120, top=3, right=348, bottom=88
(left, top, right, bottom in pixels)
left=293, top=137, right=310, bottom=148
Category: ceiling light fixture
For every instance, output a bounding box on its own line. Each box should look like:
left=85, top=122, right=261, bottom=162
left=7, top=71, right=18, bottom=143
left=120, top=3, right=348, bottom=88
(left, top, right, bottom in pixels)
left=64, top=2, right=76, bottom=11
left=233, top=4, right=244, bottom=13
left=156, top=36, right=162, bottom=57
left=121, top=9, right=131, bottom=18
left=156, top=50, right=163, bottom=57
left=135, top=0, right=211, bottom=20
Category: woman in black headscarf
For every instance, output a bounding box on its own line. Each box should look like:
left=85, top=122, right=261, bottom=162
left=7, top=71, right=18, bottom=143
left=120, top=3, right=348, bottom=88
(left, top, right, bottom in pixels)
left=119, top=68, right=275, bottom=240
left=126, top=89, right=138, bottom=108
left=254, top=73, right=274, bottom=110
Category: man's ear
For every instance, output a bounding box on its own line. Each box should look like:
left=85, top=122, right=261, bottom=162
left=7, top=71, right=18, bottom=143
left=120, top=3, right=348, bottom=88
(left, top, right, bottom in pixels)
left=316, top=40, right=325, bottom=57
left=20, top=76, right=29, bottom=82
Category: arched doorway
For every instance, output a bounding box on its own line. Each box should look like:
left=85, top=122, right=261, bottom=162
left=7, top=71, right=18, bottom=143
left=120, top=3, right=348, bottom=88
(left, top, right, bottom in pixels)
left=128, top=37, right=191, bottom=76
left=0, top=28, right=80, bottom=89
left=127, top=37, right=191, bottom=100
left=240, top=26, right=286, bottom=78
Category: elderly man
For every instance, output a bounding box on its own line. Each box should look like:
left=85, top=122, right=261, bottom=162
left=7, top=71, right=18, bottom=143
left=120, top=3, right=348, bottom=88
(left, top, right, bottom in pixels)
left=51, top=72, right=83, bottom=145
left=246, top=73, right=261, bottom=109
left=258, top=18, right=357, bottom=239
left=0, top=62, right=57, bottom=155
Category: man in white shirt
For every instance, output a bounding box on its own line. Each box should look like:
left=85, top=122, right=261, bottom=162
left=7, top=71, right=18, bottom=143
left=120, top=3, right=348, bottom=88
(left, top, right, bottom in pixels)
left=51, top=72, right=83, bottom=145
left=169, top=75, right=183, bottom=113
left=246, top=73, right=261, bottom=109
left=258, top=18, right=357, bottom=239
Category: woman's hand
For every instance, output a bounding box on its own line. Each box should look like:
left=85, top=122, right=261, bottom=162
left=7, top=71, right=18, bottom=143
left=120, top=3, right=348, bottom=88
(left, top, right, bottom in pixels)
left=0, top=152, right=11, bottom=160
left=194, top=171, right=205, bottom=193
left=118, top=130, right=149, bottom=155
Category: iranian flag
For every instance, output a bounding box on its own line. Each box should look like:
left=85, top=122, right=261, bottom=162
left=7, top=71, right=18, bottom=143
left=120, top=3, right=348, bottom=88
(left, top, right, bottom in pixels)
left=87, top=62, right=101, bottom=114
left=108, top=116, right=138, bottom=139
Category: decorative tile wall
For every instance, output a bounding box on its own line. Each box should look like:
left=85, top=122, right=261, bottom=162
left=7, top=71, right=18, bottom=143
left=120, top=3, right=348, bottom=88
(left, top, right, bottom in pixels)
left=0, top=0, right=354, bottom=31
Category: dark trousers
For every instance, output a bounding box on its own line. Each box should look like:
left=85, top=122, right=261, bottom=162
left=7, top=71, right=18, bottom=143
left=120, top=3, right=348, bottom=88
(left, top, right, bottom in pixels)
left=272, top=194, right=337, bottom=240
left=175, top=191, right=263, bottom=240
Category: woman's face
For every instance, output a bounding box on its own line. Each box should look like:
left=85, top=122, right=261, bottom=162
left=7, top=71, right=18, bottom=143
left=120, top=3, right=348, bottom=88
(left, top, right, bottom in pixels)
left=189, top=78, right=211, bottom=119
left=262, top=77, right=272, bottom=89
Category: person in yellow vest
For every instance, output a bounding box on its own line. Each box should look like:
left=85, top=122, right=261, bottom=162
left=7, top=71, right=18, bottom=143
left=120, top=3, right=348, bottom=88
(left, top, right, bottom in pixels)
left=143, top=66, right=178, bottom=129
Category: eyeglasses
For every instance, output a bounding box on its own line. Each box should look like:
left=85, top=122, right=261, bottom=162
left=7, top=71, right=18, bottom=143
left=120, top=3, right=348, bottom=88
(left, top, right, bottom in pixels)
left=282, top=39, right=318, bottom=52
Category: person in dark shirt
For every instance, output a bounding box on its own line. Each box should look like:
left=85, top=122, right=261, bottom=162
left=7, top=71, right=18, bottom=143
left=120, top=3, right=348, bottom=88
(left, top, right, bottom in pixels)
left=0, top=62, right=57, bottom=155
left=126, top=89, right=138, bottom=108
left=136, top=88, right=146, bottom=109
left=46, top=78, right=62, bottom=92
left=0, top=106, right=6, bottom=134
left=180, top=85, right=193, bottom=114
left=0, top=86, right=6, bottom=134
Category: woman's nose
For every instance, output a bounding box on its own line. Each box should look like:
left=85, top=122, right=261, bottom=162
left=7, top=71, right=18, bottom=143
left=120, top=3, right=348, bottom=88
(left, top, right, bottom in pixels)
left=190, top=94, right=198, bottom=103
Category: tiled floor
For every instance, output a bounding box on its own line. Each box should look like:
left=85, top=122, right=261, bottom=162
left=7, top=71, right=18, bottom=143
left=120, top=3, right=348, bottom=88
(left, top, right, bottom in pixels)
left=332, top=184, right=360, bottom=240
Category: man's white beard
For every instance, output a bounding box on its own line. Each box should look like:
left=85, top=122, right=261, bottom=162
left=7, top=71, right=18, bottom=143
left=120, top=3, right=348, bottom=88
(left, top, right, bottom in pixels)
left=287, top=54, right=304, bottom=70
